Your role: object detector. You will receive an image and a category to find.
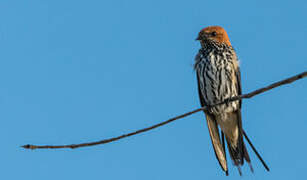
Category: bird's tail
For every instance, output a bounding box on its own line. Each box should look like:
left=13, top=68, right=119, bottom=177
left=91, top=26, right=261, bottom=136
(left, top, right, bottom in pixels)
left=224, top=111, right=253, bottom=175
left=226, top=137, right=253, bottom=175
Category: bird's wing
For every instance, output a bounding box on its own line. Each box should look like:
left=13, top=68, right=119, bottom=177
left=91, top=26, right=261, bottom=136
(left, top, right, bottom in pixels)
left=235, top=66, right=253, bottom=167
left=236, top=68, right=268, bottom=170
left=196, top=75, right=228, bottom=173
left=235, top=66, right=242, bottom=108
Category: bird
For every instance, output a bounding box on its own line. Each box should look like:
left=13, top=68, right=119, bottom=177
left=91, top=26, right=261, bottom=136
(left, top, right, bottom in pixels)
left=194, top=26, right=269, bottom=175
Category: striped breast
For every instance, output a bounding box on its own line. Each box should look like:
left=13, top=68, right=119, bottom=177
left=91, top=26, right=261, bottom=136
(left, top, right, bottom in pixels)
left=195, top=48, right=240, bottom=115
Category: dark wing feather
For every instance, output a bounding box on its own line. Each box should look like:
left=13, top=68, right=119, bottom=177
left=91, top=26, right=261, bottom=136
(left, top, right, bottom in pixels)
left=235, top=66, right=253, bottom=171
left=235, top=67, right=254, bottom=170
left=235, top=67, right=242, bottom=108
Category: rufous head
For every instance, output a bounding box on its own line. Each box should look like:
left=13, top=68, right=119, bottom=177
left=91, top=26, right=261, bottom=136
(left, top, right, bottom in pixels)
left=196, top=26, right=231, bottom=46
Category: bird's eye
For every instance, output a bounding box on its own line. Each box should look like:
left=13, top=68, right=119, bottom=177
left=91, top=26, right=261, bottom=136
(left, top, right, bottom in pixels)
left=211, top=31, right=217, bottom=37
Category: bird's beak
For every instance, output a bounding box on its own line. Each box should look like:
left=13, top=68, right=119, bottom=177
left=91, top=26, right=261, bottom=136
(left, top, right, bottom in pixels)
left=196, top=35, right=201, bottom=41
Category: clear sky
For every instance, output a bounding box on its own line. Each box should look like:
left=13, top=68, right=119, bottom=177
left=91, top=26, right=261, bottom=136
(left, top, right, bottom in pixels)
left=1, top=0, right=307, bottom=180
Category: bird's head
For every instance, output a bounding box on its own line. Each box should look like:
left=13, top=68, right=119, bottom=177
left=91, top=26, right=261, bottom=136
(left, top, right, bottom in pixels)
left=196, top=26, right=231, bottom=47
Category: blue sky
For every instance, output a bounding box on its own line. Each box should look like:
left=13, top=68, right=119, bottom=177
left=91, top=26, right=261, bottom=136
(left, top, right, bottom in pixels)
left=0, top=0, right=307, bottom=179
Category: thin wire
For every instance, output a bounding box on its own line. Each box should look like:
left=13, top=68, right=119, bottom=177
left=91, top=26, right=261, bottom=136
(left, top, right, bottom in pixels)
left=22, top=71, right=307, bottom=150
